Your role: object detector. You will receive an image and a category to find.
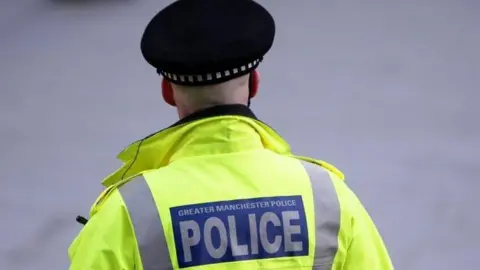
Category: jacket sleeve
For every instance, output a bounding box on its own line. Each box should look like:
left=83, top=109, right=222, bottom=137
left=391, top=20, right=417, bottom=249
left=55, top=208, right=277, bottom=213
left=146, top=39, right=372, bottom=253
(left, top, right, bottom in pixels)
left=68, top=190, right=138, bottom=270
left=341, top=184, right=394, bottom=269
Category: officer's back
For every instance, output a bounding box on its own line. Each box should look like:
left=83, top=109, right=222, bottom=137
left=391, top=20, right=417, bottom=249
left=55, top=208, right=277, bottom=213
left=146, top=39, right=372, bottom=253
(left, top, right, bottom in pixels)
left=68, top=0, right=394, bottom=269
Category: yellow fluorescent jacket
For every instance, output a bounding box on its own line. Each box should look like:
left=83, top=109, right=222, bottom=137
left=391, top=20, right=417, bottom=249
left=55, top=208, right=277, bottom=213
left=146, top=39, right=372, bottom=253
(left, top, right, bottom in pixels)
left=68, top=105, right=393, bottom=270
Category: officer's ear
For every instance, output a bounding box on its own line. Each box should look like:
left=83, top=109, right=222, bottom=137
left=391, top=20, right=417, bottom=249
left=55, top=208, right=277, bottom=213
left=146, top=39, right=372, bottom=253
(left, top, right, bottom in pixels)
left=249, top=70, right=260, bottom=98
left=161, top=78, right=176, bottom=106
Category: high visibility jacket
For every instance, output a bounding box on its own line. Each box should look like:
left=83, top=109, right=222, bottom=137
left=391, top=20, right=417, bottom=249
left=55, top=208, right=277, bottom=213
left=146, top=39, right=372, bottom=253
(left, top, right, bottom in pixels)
left=69, top=105, right=393, bottom=270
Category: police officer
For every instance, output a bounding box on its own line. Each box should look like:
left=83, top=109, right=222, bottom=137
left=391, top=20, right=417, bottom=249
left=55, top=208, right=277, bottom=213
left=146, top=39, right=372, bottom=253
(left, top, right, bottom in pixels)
left=69, top=0, right=394, bottom=269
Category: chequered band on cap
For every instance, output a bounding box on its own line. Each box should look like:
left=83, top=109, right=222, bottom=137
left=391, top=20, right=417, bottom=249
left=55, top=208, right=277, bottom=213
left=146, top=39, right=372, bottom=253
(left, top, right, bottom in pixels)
left=159, top=58, right=262, bottom=86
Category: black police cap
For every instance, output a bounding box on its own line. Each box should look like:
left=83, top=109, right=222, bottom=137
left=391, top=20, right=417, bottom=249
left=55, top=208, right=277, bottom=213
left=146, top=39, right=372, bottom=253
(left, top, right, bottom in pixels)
left=141, top=0, right=275, bottom=86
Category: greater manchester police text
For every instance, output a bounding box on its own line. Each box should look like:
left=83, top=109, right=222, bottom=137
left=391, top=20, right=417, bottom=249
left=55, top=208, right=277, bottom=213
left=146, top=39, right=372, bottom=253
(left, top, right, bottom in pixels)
left=177, top=199, right=297, bottom=217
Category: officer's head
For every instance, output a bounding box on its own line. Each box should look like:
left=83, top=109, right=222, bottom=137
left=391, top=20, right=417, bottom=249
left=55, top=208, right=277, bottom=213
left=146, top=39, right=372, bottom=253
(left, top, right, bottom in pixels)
left=140, top=0, right=275, bottom=118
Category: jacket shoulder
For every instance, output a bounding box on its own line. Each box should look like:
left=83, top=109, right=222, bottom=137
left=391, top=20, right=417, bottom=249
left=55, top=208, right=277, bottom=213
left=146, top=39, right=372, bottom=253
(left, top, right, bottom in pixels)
left=291, top=155, right=345, bottom=181
left=90, top=173, right=147, bottom=217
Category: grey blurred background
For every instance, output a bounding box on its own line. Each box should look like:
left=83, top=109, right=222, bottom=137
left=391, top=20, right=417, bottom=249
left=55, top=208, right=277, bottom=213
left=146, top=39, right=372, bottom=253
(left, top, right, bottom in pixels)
left=1, top=0, right=479, bottom=269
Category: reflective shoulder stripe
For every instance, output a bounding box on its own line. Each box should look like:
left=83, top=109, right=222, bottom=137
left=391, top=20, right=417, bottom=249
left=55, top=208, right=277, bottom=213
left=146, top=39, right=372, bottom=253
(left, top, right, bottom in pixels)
left=300, top=160, right=341, bottom=270
left=119, top=175, right=173, bottom=270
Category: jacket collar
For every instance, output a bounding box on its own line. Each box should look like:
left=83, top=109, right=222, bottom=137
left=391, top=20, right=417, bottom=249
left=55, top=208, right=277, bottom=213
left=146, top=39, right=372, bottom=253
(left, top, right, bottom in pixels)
left=140, top=104, right=258, bottom=142
left=172, top=104, right=258, bottom=127
left=102, top=104, right=282, bottom=186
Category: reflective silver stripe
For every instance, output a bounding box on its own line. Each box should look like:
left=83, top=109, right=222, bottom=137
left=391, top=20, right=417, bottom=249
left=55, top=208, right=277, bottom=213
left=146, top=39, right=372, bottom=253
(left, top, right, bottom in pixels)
left=300, top=161, right=341, bottom=270
left=119, top=175, right=173, bottom=270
